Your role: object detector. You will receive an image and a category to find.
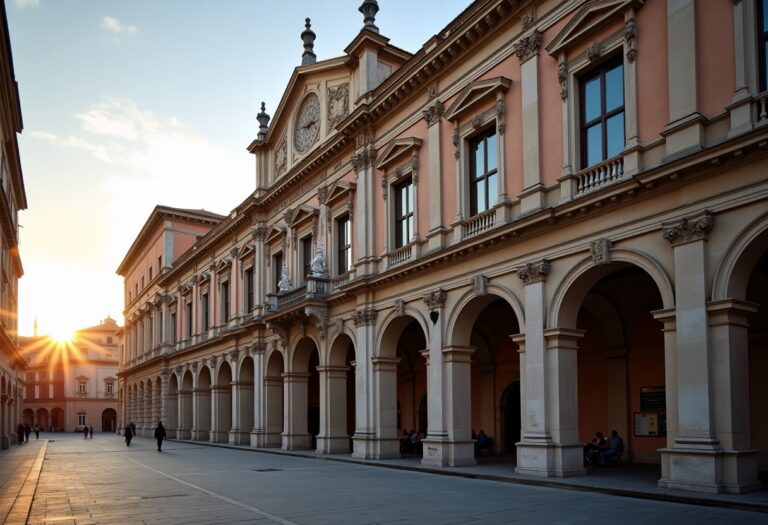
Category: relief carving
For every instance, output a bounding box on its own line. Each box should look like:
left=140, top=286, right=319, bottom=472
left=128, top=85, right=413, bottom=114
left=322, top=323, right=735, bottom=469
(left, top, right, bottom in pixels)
left=274, top=134, right=287, bottom=177
left=327, top=83, right=350, bottom=129
left=423, top=289, right=447, bottom=310
left=514, top=30, right=542, bottom=63
left=422, top=100, right=444, bottom=127
left=662, top=210, right=715, bottom=247
left=625, top=18, right=637, bottom=63
left=590, top=239, right=613, bottom=266
left=518, top=260, right=551, bottom=285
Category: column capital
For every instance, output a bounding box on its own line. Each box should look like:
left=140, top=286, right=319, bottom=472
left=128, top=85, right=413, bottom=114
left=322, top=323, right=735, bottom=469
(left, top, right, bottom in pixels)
left=371, top=356, right=400, bottom=371
left=517, top=260, right=551, bottom=285
left=353, top=307, right=377, bottom=327
left=423, top=288, right=447, bottom=310
left=662, top=210, right=714, bottom=247
left=422, top=100, right=444, bottom=127
left=514, top=30, right=542, bottom=63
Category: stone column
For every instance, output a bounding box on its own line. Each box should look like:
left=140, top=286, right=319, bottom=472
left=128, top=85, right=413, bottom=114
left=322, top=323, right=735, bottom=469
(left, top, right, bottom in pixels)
left=178, top=389, right=192, bottom=440
left=0, top=394, right=7, bottom=449
left=264, top=375, right=283, bottom=447
left=352, top=307, right=379, bottom=459
left=254, top=223, right=267, bottom=318
left=707, top=299, right=760, bottom=493
left=317, top=365, right=350, bottom=454
left=251, top=343, right=267, bottom=447
left=228, top=351, right=244, bottom=445
left=421, top=289, right=449, bottom=467
left=512, top=334, right=527, bottom=448
left=424, top=100, right=446, bottom=251
left=441, top=345, right=476, bottom=466
left=652, top=307, right=679, bottom=481
left=515, top=30, right=544, bottom=213
left=282, top=372, right=311, bottom=450
left=660, top=211, right=723, bottom=492
left=352, top=138, right=376, bottom=276
left=370, top=356, right=400, bottom=459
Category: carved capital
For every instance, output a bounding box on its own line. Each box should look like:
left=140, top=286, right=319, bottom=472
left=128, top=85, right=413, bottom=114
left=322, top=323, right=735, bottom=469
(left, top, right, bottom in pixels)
left=662, top=211, right=715, bottom=247
left=514, top=30, right=542, bottom=63
left=318, top=185, right=328, bottom=204
left=558, top=59, right=568, bottom=100
left=229, top=348, right=240, bottom=362
left=353, top=308, right=377, bottom=327
left=254, top=221, right=268, bottom=242
left=351, top=153, right=363, bottom=172
left=590, top=239, right=613, bottom=266
left=587, top=42, right=604, bottom=61
left=422, top=100, right=444, bottom=127
left=452, top=125, right=460, bottom=159
left=518, top=260, right=551, bottom=285
left=423, top=289, right=447, bottom=310
left=625, top=18, right=637, bottom=63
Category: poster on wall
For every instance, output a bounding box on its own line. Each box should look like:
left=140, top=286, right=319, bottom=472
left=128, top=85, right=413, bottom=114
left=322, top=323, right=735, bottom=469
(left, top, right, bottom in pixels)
left=634, top=412, right=659, bottom=436
left=640, top=386, right=666, bottom=412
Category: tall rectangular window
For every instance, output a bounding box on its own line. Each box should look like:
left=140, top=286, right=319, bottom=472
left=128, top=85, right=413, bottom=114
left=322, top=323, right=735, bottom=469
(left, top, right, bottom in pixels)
left=220, top=281, right=230, bottom=322
left=302, top=236, right=313, bottom=281
left=201, top=292, right=209, bottom=331
left=469, top=129, right=498, bottom=216
left=157, top=255, right=163, bottom=274
left=273, top=252, right=284, bottom=293
left=337, top=215, right=351, bottom=275
left=244, top=267, right=254, bottom=312
left=78, top=413, right=86, bottom=426
left=149, top=267, right=153, bottom=281
left=170, top=311, right=177, bottom=343
left=580, top=58, right=624, bottom=168
left=394, top=177, right=414, bottom=248
left=185, top=301, right=193, bottom=338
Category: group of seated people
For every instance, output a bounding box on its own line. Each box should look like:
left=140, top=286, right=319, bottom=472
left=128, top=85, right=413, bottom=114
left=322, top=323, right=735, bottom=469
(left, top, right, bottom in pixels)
left=472, top=429, right=492, bottom=456
left=400, top=429, right=426, bottom=453
left=583, top=429, right=625, bottom=466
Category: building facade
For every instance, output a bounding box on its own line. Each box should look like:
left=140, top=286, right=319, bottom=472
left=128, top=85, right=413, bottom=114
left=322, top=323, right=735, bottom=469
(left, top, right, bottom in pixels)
left=19, top=317, right=120, bottom=432
left=119, top=0, right=768, bottom=494
left=0, top=1, right=27, bottom=449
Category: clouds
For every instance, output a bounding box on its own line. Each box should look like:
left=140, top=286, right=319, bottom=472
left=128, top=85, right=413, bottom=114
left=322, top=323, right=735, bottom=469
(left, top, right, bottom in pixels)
left=100, top=15, right=137, bottom=36
left=13, top=0, right=39, bottom=10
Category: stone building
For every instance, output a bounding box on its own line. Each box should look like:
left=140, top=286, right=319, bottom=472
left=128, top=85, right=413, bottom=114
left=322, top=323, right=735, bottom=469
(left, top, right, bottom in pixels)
left=118, top=0, right=768, bottom=494
left=0, top=1, right=27, bottom=449
left=19, top=317, right=120, bottom=432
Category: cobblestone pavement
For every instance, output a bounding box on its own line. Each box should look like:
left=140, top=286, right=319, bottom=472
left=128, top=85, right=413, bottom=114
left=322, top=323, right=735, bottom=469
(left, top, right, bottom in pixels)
left=1, top=433, right=767, bottom=524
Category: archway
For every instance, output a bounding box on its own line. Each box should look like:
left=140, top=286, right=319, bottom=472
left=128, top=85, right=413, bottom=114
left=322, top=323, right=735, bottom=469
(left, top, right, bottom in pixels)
left=238, top=356, right=255, bottom=445
left=286, top=337, right=319, bottom=450
left=195, top=366, right=212, bottom=441
left=102, top=409, right=117, bottom=432
left=391, top=317, right=427, bottom=456
left=51, top=407, right=64, bottom=432
left=213, top=362, right=232, bottom=443
left=748, top=250, right=768, bottom=479
left=264, top=350, right=284, bottom=447
left=145, top=379, right=154, bottom=436
left=138, top=382, right=145, bottom=435
left=319, top=333, right=355, bottom=453
left=36, top=408, right=49, bottom=432
left=180, top=371, right=194, bottom=439
left=500, top=381, right=521, bottom=455
left=22, top=408, right=33, bottom=426
left=167, top=374, right=179, bottom=437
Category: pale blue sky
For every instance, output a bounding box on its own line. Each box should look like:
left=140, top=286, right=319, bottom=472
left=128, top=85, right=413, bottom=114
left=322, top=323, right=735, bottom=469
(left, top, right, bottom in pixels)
left=6, top=0, right=471, bottom=336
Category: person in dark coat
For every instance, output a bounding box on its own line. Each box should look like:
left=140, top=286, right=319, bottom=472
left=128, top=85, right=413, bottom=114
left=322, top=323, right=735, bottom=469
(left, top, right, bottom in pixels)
left=89, top=425, right=93, bottom=439
left=16, top=424, right=24, bottom=445
left=83, top=426, right=89, bottom=439
left=24, top=423, right=31, bottom=442
left=154, top=421, right=166, bottom=452
left=130, top=421, right=136, bottom=437
left=124, top=423, right=133, bottom=446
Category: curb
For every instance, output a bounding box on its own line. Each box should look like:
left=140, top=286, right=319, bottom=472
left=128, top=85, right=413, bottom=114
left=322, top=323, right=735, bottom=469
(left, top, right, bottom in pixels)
left=4, top=440, right=47, bottom=525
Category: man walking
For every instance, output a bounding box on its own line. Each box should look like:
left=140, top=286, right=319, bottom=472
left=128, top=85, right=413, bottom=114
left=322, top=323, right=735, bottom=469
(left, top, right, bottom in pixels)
left=154, top=421, right=166, bottom=452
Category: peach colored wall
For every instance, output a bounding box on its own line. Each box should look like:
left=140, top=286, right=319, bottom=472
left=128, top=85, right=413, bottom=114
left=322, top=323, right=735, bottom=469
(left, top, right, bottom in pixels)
left=539, top=48, right=564, bottom=186
left=697, top=0, right=735, bottom=118
left=637, top=0, right=669, bottom=144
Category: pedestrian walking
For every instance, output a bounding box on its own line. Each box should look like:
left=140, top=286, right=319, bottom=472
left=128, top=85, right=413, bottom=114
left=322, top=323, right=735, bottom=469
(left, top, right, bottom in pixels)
left=34, top=424, right=39, bottom=440
left=89, top=425, right=93, bottom=439
left=24, top=423, right=31, bottom=442
left=130, top=421, right=136, bottom=437
left=124, top=423, right=133, bottom=446
left=154, top=421, right=166, bottom=452
left=16, top=424, right=23, bottom=445
left=83, top=426, right=88, bottom=439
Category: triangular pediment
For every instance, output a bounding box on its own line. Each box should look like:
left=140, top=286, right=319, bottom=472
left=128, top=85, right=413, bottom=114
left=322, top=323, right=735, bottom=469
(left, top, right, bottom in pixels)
left=215, top=259, right=232, bottom=274
left=266, top=224, right=286, bottom=245
left=376, top=138, right=423, bottom=171
left=325, top=181, right=356, bottom=205
left=238, top=244, right=255, bottom=260
left=290, top=204, right=319, bottom=228
left=197, top=272, right=211, bottom=285
left=444, top=76, right=512, bottom=122
left=546, top=0, right=644, bottom=57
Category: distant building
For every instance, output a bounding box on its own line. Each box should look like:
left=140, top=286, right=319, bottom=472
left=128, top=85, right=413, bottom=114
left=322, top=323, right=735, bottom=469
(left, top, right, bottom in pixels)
left=118, top=0, right=768, bottom=495
left=19, top=317, right=120, bottom=432
left=0, top=1, right=28, bottom=449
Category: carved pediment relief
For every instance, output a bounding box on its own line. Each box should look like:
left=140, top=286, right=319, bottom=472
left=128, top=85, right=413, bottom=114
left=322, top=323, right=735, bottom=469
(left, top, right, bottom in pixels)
left=274, top=133, right=288, bottom=177
left=375, top=137, right=423, bottom=171
left=325, top=181, right=356, bottom=206
left=181, top=283, right=193, bottom=296
left=443, top=76, right=512, bottom=122
left=197, top=272, right=210, bottom=285
left=546, top=0, right=644, bottom=57
left=327, top=83, right=350, bottom=130
left=290, top=204, right=319, bottom=229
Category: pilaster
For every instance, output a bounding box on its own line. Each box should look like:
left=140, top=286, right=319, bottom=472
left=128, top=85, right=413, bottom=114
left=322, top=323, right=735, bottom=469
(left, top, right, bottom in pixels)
left=282, top=372, right=311, bottom=450
left=316, top=365, right=351, bottom=454
left=516, top=30, right=544, bottom=214
left=424, top=100, right=446, bottom=251
left=420, top=289, right=449, bottom=467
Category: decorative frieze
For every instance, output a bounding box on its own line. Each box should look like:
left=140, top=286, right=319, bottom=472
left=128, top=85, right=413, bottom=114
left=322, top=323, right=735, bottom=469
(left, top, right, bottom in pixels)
left=423, top=289, right=447, bottom=310
left=521, top=7, right=536, bottom=30
left=662, top=210, right=715, bottom=247
left=590, top=239, right=613, bottom=266
left=514, top=30, right=542, bottom=63
left=422, top=100, right=444, bottom=127
left=517, top=260, right=551, bottom=285
left=353, top=308, right=378, bottom=327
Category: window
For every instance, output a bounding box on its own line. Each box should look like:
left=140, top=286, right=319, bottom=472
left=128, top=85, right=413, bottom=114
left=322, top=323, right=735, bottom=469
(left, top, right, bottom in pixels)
left=336, top=215, right=351, bottom=275
left=135, top=283, right=138, bottom=296
left=106, top=382, right=114, bottom=395
left=273, top=252, right=284, bottom=293
left=106, top=336, right=113, bottom=344
left=244, top=267, right=254, bottom=312
left=220, top=281, right=230, bottom=322
left=201, top=292, right=209, bottom=332
left=149, top=267, right=153, bottom=281
left=78, top=381, right=87, bottom=394
left=302, top=236, right=313, bottom=281
left=78, top=413, right=86, bottom=426
left=141, top=276, right=145, bottom=289
left=185, top=301, right=193, bottom=338
left=394, top=177, right=414, bottom=248
left=580, top=58, right=624, bottom=168
left=170, top=311, right=177, bottom=343
left=157, top=255, right=163, bottom=274
left=469, top=129, right=498, bottom=215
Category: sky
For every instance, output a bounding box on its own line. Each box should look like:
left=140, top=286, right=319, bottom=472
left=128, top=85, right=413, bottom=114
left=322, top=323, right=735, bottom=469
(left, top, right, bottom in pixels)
left=5, top=0, right=471, bottom=338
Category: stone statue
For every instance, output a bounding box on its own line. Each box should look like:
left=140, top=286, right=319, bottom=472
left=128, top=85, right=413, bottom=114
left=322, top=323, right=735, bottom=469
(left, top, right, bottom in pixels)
left=309, top=247, right=328, bottom=277
left=278, top=264, right=292, bottom=292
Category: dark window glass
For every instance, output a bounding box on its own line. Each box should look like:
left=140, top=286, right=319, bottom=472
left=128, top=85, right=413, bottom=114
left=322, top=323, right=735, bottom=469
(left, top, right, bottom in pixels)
left=469, top=129, right=499, bottom=216
left=337, top=215, right=351, bottom=275
left=580, top=59, right=625, bottom=169
left=185, top=302, right=192, bottom=338
left=302, top=237, right=313, bottom=281
left=201, top=293, right=209, bottom=331
left=170, top=312, right=177, bottom=344
left=221, top=281, right=230, bottom=322
left=244, top=267, right=254, bottom=311
left=760, top=0, right=768, bottom=91
left=394, top=177, right=414, bottom=249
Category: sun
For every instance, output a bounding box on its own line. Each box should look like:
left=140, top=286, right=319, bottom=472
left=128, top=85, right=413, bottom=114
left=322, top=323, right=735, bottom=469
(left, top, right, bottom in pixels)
left=48, top=326, right=75, bottom=343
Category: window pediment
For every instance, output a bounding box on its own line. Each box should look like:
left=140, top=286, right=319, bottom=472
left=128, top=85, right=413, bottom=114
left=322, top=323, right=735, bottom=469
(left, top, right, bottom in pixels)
left=76, top=375, right=88, bottom=381
left=215, top=259, right=232, bottom=275
left=290, top=204, right=319, bottom=228
left=546, top=0, right=643, bottom=57
left=376, top=138, right=422, bottom=171
left=197, top=272, right=211, bottom=285
left=266, top=224, right=286, bottom=245
left=324, top=181, right=356, bottom=206
left=444, top=76, right=511, bottom=122
left=238, top=244, right=255, bottom=260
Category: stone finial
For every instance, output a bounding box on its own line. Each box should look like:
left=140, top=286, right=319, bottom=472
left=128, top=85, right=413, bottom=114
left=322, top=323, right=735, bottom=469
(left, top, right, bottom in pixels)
left=301, top=18, right=317, bottom=66
left=256, top=102, right=270, bottom=140
left=359, top=0, right=379, bottom=33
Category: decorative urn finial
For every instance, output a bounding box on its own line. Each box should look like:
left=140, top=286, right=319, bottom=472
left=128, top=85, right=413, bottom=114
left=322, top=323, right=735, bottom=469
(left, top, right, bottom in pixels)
left=256, top=102, right=270, bottom=140
left=301, top=18, right=317, bottom=65
left=359, top=0, right=379, bottom=33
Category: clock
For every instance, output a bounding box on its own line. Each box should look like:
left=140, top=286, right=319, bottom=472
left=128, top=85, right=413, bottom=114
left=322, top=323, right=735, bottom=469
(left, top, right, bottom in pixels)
left=293, top=93, right=320, bottom=154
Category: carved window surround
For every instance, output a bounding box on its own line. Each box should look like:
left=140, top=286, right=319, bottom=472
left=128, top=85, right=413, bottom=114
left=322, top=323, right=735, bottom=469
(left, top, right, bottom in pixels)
left=548, top=0, right=643, bottom=202
left=325, top=181, right=356, bottom=283
left=727, top=0, right=767, bottom=133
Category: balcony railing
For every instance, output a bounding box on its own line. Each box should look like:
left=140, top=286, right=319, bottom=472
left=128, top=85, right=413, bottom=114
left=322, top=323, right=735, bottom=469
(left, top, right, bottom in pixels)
left=576, top=155, right=624, bottom=194
left=755, top=91, right=768, bottom=125
left=267, top=276, right=331, bottom=313
left=387, top=244, right=413, bottom=267
left=331, top=271, right=353, bottom=290
left=462, top=208, right=496, bottom=239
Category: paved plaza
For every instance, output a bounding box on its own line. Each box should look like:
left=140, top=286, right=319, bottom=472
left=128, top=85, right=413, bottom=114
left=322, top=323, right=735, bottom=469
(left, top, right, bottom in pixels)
left=1, top=434, right=767, bottom=524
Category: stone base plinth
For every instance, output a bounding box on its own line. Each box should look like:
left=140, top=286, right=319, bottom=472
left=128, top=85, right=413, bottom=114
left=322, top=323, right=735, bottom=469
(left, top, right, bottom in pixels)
left=516, top=439, right=585, bottom=477
left=282, top=433, right=311, bottom=450
left=420, top=438, right=476, bottom=467
left=229, top=430, right=250, bottom=445
left=191, top=429, right=209, bottom=441
left=317, top=435, right=351, bottom=454
left=352, top=434, right=400, bottom=459
left=659, top=445, right=761, bottom=494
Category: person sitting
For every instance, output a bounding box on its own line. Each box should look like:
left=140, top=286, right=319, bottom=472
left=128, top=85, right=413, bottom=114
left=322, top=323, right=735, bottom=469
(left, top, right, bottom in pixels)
left=583, top=431, right=607, bottom=466
left=476, top=429, right=491, bottom=456
left=599, top=430, right=625, bottom=466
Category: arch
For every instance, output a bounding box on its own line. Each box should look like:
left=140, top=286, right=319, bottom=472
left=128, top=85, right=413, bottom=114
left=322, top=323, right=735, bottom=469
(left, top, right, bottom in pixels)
left=291, top=337, right=319, bottom=372
left=238, top=355, right=255, bottom=443
left=102, top=408, right=117, bottom=432
left=580, top=294, right=625, bottom=349
left=328, top=333, right=355, bottom=367
left=198, top=365, right=213, bottom=387
left=499, top=381, right=521, bottom=455
left=549, top=249, right=675, bottom=328
left=36, top=408, right=49, bottom=431
left=22, top=408, right=34, bottom=426
left=712, top=213, right=768, bottom=300
left=448, top=290, right=523, bottom=347
left=377, top=312, right=429, bottom=359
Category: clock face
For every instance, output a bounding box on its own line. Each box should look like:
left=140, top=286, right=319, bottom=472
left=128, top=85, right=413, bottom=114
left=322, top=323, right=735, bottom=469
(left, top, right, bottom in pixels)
left=293, top=93, right=321, bottom=154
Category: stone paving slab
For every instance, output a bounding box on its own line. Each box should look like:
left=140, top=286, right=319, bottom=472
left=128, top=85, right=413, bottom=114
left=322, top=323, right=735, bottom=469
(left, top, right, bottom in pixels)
left=1, top=433, right=767, bottom=524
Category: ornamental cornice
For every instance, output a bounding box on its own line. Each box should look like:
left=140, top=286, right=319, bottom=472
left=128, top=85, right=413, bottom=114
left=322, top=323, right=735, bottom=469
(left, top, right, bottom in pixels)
left=514, top=30, right=542, bottom=63
left=423, top=289, right=447, bottom=310
left=517, top=260, right=551, bottom=285
left=662, top=210, right=714, bottom=247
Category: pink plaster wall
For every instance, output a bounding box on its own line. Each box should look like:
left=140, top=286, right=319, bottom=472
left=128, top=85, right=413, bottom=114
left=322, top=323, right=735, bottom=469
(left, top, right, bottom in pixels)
left=539, top=49, right=564, bottom=186
left=697, top=0, right=735, bottom=118
left=637, top=0, right=669, bottom=144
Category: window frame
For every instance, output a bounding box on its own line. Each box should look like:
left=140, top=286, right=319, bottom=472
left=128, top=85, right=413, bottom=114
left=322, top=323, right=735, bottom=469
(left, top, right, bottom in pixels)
left=273, top=251, right=284, bottom=293
left=335, top=213, right=352, bottom=275
left=579, top=56, right=625, bottom=169
left=301, top=235, right=313, bottom=283
left=468, top=127, right=499, bottom=216
left=220, top=279, right=230, bottom=323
